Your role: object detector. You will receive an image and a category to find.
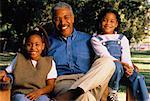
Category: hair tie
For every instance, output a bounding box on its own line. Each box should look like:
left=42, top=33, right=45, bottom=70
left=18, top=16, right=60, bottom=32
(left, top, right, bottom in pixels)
left=34, top=27, right=40, bottom=31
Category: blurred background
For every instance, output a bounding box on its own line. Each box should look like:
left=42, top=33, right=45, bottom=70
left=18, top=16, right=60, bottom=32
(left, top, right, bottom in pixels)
left=0, top=0, right=150, bottom=100
left=0, top=0, right=150, bottom=52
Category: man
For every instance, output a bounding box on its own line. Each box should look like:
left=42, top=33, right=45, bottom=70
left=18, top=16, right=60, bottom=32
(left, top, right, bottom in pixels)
left=48, top=2, right=115, bottom=101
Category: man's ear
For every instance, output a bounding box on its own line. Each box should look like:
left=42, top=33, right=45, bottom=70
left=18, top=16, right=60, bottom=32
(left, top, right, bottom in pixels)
left=72, top=15, right=74, bottom=23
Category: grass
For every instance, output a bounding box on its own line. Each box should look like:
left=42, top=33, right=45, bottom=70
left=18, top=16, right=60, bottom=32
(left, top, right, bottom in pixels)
left=0, top=52, right=16, bottom=67
left=0, top=51, right=150, bottom=87
left=0, top=51, right=149, bottom=100
left=131, top=50, right=150, bottom=69
left=118, top=50, right=150, bottom=93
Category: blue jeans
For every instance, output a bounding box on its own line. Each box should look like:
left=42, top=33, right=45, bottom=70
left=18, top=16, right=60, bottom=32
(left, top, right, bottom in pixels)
left=12, top=94, right=50, bottom=101
left=108, top=61, right=124, bottom=90
left=130, top=75, right=149, bottom=101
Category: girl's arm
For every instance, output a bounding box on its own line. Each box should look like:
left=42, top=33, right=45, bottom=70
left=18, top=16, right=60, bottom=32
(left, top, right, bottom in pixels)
left=114, top=60, right=134, bottom=77
left=26, top=78, right=55, bottom=100
left=121, top=36, right=133, bottom=68
left=5, top=56, right=16, bottom=73
left=26, top=60, right=57, bottom=100
left=0, top=56, right=16, bottom=83
left=91, top=36, right=117, bottom=60
left=0, top=70, right=10, bottom=82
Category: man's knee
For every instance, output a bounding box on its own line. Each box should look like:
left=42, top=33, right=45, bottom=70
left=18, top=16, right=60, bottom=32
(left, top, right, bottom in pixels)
left=76, top=91, right=96, bottom=101
left=96, top=57, right=115, bottom=71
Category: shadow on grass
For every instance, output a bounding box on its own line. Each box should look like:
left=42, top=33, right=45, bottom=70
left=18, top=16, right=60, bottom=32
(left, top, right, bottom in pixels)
left=131, top=50, right=150, bottom=55
left=133, top=61, right=150, bottom=64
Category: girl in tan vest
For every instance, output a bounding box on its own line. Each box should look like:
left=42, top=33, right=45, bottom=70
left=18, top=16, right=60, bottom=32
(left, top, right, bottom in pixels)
left=0, top=26, right=57, bottom=101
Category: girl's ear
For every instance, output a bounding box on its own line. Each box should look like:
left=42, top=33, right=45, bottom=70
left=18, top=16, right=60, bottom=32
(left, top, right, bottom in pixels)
left=42, top=43, right=45, bottom=50
left=115, top=21, right=118, bottom=28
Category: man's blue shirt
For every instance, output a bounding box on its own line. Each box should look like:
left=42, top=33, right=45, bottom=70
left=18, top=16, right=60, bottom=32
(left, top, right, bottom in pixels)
left=48, top=29, right=95, bottom=76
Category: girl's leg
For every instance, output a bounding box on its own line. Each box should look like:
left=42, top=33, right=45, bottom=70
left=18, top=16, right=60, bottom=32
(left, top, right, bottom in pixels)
left=108, top=61, right=124, bottom=90
left=107, top=62, right=124, bottom=101
left=12, top=94, right=30, bottom=101
left=36, top=95, right=50, bottom=101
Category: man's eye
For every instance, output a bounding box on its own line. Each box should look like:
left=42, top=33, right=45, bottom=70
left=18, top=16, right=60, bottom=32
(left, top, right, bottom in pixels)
left=54, top=17, right=60, bottom=21
left=64, top=16, right=70, bottom=20
left=26, top=43, right=31, bottom=46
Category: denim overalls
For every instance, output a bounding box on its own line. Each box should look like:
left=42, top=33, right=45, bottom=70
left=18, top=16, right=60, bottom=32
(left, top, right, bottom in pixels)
left=97, top=34, right=124, bottom=91
left=97, top=34, right=149, bottom=101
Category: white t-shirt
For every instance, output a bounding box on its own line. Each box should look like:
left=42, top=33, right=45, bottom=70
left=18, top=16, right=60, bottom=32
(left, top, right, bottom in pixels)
left=6, top=56, right=57, bottom=79
left=91, top=33, right=133, bottom=67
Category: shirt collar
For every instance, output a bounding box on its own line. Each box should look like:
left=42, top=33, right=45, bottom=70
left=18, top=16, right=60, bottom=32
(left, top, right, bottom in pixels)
left=57, top=28, right=77, bottom=41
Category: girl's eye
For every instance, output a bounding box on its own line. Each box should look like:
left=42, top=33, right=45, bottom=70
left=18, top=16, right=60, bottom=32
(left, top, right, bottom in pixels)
left=102, top=19, right=107, bottom=22
left=111, top=20, right=115, bottom=23
left=35, top=44, right=40, bottom=46
left=103, top=19, right=106, bottom=21
left=26, top=43, right=31, bottom=46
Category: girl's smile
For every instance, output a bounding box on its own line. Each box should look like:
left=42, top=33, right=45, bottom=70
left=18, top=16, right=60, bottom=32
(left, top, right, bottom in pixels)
left=102, top=12, right=118, bottom=34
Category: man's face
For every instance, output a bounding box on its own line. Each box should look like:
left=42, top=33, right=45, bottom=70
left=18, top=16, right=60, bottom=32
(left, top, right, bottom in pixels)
left=53, top=8, right=74, bottom=38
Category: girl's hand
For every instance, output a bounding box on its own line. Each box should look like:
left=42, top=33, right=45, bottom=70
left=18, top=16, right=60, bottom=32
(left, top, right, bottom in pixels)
left=124, top=67, right=133, bottom=77
left=120, top=62, right=134, bottom=77
left=113, top=60, right=134, bottom=77
left=26, top=89, right=42, bottom=100
left=0, top=70, right=10, bottom=82
left=0, top=70, right=7, bottom=80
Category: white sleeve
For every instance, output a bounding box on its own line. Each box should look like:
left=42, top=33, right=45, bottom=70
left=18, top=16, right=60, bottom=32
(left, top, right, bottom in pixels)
left=5, top=56, right=17, bottom=73
left=47, top=60, right=57, bottom=79
left=121, top=36, right=133, bottom=67
left=91, top=37, right=117, bottom=60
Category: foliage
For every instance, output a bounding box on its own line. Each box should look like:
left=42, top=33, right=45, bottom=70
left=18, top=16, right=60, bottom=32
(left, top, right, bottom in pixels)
left=0, top=0, right=149, bottom=52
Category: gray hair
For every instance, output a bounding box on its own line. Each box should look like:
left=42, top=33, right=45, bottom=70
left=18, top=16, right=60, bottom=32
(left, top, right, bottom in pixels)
left=51, top=2, right=74, bottom=18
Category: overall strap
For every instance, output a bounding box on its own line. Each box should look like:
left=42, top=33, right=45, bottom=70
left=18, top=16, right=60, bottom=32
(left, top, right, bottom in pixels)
left=118, top=34, right=124, bottom=40
left=96, top=36, right=103, bottom=41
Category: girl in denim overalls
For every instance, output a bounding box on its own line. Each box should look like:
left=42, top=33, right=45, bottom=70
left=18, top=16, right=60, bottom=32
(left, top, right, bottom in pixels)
left=91, top=8, right=149, bottom=101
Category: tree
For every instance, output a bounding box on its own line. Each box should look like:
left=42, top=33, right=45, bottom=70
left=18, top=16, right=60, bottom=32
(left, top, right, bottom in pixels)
left=0, top=0, right=149, bottom=52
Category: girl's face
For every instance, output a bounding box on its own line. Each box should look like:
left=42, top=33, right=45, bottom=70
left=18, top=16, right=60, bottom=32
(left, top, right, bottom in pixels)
left=101, top=12, right=118, bottom=34
left=26, top=34, right=45, bottom=60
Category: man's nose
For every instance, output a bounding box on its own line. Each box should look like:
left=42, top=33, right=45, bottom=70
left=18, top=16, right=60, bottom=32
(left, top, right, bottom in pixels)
left=60, top=18, right=66, bottom=25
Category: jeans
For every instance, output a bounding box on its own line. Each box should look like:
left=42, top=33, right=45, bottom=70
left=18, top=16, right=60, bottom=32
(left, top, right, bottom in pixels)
left=108, top=61, right=124, bottom=90
left=12, top=94, right=50, bottom=101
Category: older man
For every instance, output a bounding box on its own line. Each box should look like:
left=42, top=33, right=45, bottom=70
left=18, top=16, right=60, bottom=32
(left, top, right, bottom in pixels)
left=48, top=2, right=115, bottom=101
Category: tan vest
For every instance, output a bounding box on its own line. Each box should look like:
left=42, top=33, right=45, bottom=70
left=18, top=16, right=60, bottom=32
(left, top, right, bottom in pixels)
left=12, top=53, right=52, bottom=95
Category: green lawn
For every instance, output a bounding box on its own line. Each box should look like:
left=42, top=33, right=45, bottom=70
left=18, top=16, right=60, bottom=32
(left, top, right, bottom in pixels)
left=131, top=50, right=150, bottom=70
left=0, top=51, right=149, bottom=99
left=119, top=50, right=150, bottom=93
left=0, top=52, right=16, bottom=67
left=0, top=51, right=149, bottom=70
